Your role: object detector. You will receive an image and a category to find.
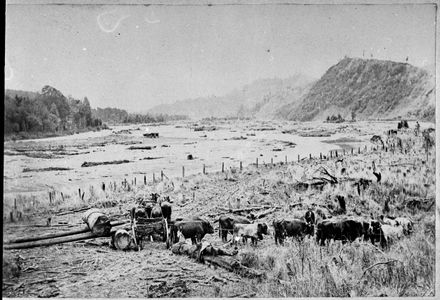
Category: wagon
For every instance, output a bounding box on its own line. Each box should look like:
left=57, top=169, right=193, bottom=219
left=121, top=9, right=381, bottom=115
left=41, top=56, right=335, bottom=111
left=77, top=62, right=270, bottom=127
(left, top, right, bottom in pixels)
left=131, top=214, right=171, bottom=249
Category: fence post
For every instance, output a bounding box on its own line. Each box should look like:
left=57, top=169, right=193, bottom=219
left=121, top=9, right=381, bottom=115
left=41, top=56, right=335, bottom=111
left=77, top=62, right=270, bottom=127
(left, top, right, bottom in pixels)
left=330, top=151, right=332, bottom=158
left=134, top=177, right=136, bottom=186
left=144, top=175, right=146, bottom=185
left=240, top=161, right=243, bottom=171
left=298, top=155, right=300, bottom=162
left=358, top=147, right=360, bottom=154
left=222, top=162, right=224, bottom=173
left=182, top=166, right=185, bottom=178
left=153, top=173, right=155, bottom=183
left=256, top=158, right=258, bottom=168
left=203, top=164, right=206, bottom=175
left=14, top=198, right=17, bottom=210
left=351, top=148, right=353, bottom=155
left=335, top=150, right=338, bottom=157
left=320, top=152, right=322, bottom=159
left=309, top=153, right=312, bottom=159
left=161, top=170, right=164, bottom=181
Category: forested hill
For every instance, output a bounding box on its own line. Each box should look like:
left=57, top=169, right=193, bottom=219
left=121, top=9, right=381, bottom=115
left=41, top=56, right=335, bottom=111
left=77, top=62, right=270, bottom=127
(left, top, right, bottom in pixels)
left=4, top=86, right=189, bottom=137
left=276, top=57, right=435, bottom=122
left=5, top=86, right=102, bottom=136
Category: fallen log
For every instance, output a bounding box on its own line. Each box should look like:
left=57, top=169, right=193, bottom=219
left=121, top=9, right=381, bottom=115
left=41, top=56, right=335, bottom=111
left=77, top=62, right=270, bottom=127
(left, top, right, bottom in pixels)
left=23, top=167, right=72, bottom=172
left=128, top=145, right=156, bottom=150
left=226, top=205, right=275, bottom=213
left=81, top=160, right=130, bottom=167
left=253, top=207, right=279, bottom=219
left=170, top=241, right=264, bottom=279
left=55, top=206, right=92, bottom=216
left=204, top=256, right=264, bottom=278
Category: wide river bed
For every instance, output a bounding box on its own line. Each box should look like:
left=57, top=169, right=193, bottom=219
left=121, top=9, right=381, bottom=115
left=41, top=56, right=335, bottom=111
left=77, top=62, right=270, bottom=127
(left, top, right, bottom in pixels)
left=4, top=120, right=426, bottom=207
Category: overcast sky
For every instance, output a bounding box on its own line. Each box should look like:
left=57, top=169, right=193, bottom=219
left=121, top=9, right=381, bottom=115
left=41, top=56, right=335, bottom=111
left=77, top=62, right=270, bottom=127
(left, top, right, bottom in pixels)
left=5, top=4, right=436, bottom=112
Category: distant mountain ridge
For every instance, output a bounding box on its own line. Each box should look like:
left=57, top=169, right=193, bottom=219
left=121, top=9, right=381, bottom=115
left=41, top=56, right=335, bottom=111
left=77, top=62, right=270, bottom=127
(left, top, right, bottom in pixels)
left=277, top=57, right=435, bottom=122
left=148, top=74, right=315, bottom=119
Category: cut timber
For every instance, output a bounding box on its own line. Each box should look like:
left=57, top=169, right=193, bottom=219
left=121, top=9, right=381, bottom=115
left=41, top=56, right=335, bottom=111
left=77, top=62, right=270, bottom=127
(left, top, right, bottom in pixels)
left=112, top=229, right=132, bottom=250
left=5, top=220, right=129, bottom=244
left=82, top=209, right=112, bottom=236
left=3, top=231, right=105, bottom=250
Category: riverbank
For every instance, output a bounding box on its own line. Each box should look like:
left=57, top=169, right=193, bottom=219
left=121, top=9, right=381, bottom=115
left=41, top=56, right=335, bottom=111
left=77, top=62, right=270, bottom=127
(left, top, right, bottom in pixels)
left=2, top=125, right=435, bottom=297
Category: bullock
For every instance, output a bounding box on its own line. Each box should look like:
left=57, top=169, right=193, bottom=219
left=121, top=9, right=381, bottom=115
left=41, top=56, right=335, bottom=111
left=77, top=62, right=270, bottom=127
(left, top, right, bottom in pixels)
left=273, top=219, right=313, bottom=245
left=368, top=220, right=387, bottom=248
left=316, top=218, right=366, bottom=246
left=172, top=218, right=214, bottom=245
left=380, top=215, right=398, bottom=226
left=394, top=217, right=413, bottom=235
left=218, top=215, right=251, bottom=242
left=380, top=224, right=404, bottom=248
left=233, top=223, right=268, bottom=245
left=304, top=210, right=316, bottom=225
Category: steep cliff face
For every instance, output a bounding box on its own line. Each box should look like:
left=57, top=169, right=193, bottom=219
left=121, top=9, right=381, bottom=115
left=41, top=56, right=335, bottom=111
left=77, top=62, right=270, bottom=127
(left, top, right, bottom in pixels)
left=277, top=57, right=435, bottom=122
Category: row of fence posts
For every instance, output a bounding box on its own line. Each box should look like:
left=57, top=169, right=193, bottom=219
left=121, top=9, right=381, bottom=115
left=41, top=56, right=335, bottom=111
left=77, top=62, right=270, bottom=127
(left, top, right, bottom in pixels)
left=70, top=143, right=389, bottom=204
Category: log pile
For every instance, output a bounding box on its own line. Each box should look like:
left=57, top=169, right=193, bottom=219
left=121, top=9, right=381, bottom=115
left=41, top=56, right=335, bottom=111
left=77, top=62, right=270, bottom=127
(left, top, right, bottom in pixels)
left=4, top=211, right=127, bottom=250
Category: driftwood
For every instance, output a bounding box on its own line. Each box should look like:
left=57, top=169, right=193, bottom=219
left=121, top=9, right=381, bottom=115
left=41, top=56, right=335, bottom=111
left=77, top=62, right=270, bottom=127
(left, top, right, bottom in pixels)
left=23, top=167, right=72, bottom=172
left=143, top=132, right=159, bottom=138
left=81, top=160, right=130, bottom=167
left=128, top=145, right=156, bottom=150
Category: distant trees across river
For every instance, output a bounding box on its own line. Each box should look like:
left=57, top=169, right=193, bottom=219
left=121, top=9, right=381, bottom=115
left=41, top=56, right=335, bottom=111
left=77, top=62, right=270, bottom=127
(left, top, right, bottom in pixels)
left=4, top=85, right=189, bottom=140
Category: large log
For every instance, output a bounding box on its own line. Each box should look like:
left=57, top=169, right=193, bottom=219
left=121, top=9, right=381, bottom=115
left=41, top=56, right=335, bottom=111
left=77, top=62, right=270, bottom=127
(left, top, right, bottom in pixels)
left=3, top=231, right=106, bottom=250
left=111, top=229, right=132, bottom=250
left=82, top=209, right=112, bottom=236
left=5, top=219, right=129, bottom=244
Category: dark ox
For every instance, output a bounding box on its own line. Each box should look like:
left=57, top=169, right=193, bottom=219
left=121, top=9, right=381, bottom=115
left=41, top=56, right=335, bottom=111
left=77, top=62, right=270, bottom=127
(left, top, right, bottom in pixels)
left=218, top=215, right=251, bottom=242
left=273, top=219, right=314, bottom=245
left=172, top=218, right=214, bottom=244
left=160, top=201, right=172, bottom=223
left=304, top=210, right=316, bottom=225
left=316, top=218, right=369, bottom=246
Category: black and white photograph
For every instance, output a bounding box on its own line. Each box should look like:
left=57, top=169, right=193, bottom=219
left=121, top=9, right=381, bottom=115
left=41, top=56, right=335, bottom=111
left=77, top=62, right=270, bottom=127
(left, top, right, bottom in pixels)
left=3, top=0, right=438, bottom=298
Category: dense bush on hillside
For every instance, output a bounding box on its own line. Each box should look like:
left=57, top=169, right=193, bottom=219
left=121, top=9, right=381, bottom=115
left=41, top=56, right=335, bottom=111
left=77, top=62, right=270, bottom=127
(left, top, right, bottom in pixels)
left=4, top=86, right=103, bottom=135
left=92, top=107, right=188, bottom=124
